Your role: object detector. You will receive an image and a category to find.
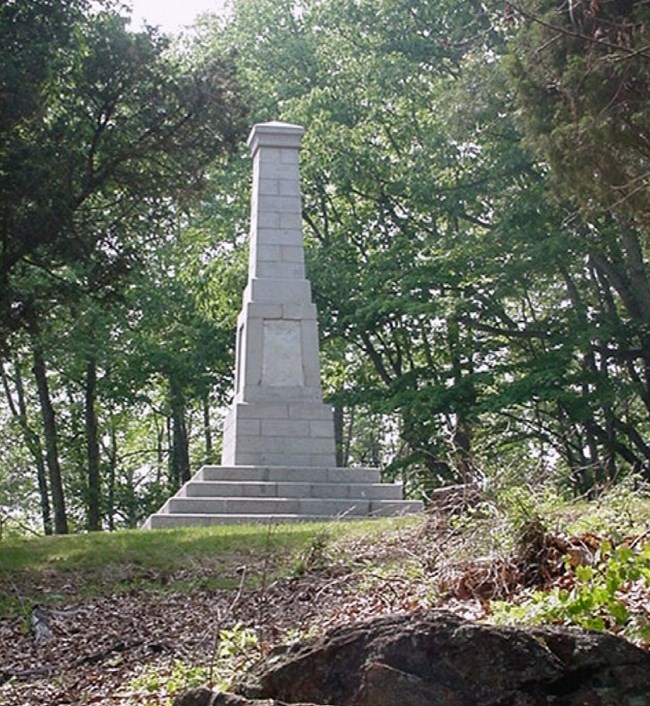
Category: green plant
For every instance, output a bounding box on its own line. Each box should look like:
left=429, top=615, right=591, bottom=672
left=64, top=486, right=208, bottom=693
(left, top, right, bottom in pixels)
left=291, top=528, right=332, bottom=576
left=124, top=624, right=259, bottom=705
left=126, top=659, right=209, bottom=705
left=489, top=540, right=650, bottom=644
left=211, top=623, right=260, bottom=691
left=283, top=623, right=322, bottom=645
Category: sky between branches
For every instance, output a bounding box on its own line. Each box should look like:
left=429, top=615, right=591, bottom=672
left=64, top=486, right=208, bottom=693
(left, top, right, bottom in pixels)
left=127, top=0, right=229, bottom=34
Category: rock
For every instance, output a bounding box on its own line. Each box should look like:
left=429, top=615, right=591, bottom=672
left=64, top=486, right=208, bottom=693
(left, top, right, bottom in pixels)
left=172, top=685, right=331, bottom=706
left=234, top=611, right=650, bottom=706
left=172, top=688, right=263, bottom=706
left=172, top=688, right=234, bottom=706
left=172, top=688, right=215, bottom=706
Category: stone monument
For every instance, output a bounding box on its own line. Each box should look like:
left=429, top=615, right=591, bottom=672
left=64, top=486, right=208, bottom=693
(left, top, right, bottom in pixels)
left=221, top=122, right=337, bottom=468
left=142, top=122, right=421, bottom=528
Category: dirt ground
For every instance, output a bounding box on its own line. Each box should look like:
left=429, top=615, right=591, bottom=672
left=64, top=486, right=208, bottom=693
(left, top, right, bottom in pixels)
left=0, top=520, right=474, bottom=706
left=3, top=511, right=648, bottom=706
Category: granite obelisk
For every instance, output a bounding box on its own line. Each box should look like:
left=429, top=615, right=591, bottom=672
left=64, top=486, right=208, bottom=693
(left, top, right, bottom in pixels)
left=221, top=122, right=337, bottom=468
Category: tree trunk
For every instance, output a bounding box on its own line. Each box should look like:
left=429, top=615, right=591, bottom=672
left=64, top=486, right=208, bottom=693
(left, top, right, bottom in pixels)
left=155, top=414, right=165, bottom=487
left=560, top=259, right=641, bottom=486
left=589, top=223, right=650, bottom=416
left=2, top=358, right=53, bottom=534
left=169, top=377, right=190, bottom=489
left=333, top=402, right=345, bottom=467
left=166, top=415, right=173, bottom=486
left=401, top=411, right=454, bottom=485
left=203, top=394, right=213, bottom=463
left=124, top=467, right=138, bottom=528
left=31, top=333, right=68, bottom=534
left=107, top=417, right=117, bottom=532
left=84, top=356, right=101, bottom=531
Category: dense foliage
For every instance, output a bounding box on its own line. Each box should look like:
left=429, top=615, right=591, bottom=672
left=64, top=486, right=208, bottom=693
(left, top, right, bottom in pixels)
left=202, top=0, right=650, bottom=493
left=0, top=0, right=248, bottom=532
left=1, top=0, right=649, bottom=533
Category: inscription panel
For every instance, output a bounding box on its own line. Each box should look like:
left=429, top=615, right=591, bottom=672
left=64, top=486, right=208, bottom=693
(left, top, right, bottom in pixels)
left=262, top=321, right=304, bottom=387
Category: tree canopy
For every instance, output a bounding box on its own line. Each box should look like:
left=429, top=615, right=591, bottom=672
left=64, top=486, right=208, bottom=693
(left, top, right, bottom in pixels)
left=0, top=0, right=246, bottom=338
left=1, top=0, right=649, bottom=533
left=0, top=0, right=248, bottom=532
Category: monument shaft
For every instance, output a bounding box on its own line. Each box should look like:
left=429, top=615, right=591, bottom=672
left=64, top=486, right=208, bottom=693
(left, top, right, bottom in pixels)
left=221, top=122, right=337, bottom=467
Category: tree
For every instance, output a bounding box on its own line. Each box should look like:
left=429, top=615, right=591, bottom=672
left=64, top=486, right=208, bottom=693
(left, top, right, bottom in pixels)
left=0, top=0, right=249, bottom=532
left=207, top=0, right=650, bottom=490
left=124, top=230, right=244, bottom=494
left=502, top=0, right=650, bottom=483
left=505, top=0, right=650, bottom=231
left=0, top=0, right=247, bottom=341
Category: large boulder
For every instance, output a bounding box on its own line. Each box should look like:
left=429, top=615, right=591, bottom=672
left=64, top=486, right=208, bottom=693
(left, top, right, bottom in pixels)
left=234, top=611, right=650, bottom=706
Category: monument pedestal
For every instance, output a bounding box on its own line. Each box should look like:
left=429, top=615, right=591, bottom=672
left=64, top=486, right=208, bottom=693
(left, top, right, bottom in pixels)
left=141, top=465, right=422, bottom=528
left=143, top=122, right=422, bottom=529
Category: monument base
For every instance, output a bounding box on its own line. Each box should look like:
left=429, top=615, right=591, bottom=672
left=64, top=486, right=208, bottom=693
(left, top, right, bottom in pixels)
left=141, top=465, right=422, bottom=529
left=221, top=400, right=337, bottom=467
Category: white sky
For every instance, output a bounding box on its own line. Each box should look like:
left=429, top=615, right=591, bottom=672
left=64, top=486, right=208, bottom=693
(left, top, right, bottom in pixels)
left=126, top=0, right=230, bottom=34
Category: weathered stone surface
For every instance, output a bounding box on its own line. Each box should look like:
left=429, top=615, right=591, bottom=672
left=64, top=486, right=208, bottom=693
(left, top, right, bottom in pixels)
left=141, top=463, right=421, bottom=528
left=232, top=612, right=650, bottom=706
left=172, top=688, right=216, bottom=706
left=172, top=686, right=330, bottom=706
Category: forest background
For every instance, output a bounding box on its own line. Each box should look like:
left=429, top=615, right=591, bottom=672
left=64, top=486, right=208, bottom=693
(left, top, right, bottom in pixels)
left=1, top=0, right=649, bottom=535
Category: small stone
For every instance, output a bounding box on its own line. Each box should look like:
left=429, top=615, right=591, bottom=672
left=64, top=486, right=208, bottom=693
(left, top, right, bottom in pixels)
left=172, top=687, right=216, bottom=706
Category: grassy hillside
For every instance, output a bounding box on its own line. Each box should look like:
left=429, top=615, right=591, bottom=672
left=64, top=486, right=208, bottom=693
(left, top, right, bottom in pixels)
left=0, top=517, right=413, bottom=612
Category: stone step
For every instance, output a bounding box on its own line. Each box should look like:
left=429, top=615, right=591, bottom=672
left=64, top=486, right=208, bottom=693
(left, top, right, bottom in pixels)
left=198, top=466, right=382, bottom=484
left=142, top=513, right=345, bottom=529
left=164, top=496, right=421, bottom=517
left=142, top=465, right=423, bottom=529
left=142, top=498, right=422, bottom=529
left=179, top=480, right=404, bottom=501
left=167, top=496, right=375, bottom=516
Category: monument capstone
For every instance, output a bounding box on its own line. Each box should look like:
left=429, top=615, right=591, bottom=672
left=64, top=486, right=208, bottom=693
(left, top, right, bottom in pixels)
left=142, top=122, right=422, bottom=528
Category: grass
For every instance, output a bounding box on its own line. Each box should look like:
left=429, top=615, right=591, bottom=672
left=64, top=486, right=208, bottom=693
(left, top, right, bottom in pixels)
left=3, top=481, right=649, bottom=623
left=470, top=478, right=650, bottom=551
left=0, top=518, right=410, bottom=573
left=558, top=487, right=650, bottom=539
left=0, top=516, right=420, bottom=615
